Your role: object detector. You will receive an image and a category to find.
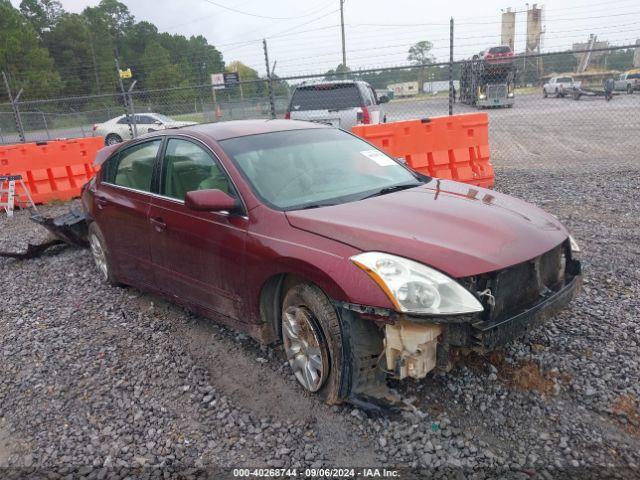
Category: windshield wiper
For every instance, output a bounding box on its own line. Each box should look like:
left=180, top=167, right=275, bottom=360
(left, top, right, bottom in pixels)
left=296, top=202, right=338, bottom=210
left=360, top=182, right=421, bottom=200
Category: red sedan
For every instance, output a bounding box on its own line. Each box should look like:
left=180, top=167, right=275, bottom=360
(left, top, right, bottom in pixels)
left=83, top=120, right=581, bottom=406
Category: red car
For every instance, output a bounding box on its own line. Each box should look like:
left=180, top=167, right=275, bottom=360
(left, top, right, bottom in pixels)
left=83, top=120, right=581, bottom=406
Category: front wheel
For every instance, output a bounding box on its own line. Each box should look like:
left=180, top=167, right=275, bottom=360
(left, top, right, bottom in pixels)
left=628, top=85, right=633, bottom=94
left=88, top=222, right=119, bottom=286
left=543, top=88, right=548, bottom=98
left=281, top=283, right=344, bottom=404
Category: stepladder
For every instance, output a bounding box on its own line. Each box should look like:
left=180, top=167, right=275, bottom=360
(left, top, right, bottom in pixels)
left=1, top=175, right=37, bottom=217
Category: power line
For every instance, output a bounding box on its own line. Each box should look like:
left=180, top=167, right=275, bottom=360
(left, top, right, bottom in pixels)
left=200, top=0, right=334, bottom=20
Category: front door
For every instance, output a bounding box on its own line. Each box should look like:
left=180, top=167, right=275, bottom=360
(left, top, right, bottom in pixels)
left=95, top=139, right=162, bottom=287
left=148, top=137, right=248, bottom=320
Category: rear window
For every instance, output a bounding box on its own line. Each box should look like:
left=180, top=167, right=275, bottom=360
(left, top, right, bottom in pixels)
left=488, top=46, right=511, bottom=54
left=558, top=77, right=573, bottom=83
left=290, top=84, right=362, bottom=111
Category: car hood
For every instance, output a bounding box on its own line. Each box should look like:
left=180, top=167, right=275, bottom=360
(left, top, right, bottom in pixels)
left=165, top=121, right=197, bottom=127
left=285, top=179, right=568, bottom=278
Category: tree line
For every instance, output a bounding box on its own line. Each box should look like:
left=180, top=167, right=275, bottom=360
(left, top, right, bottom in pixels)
left=0, top=0, right=273, bottom=102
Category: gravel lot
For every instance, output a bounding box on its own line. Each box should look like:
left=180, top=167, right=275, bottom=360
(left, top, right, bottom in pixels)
left=1, top=140, right=639, bottom=479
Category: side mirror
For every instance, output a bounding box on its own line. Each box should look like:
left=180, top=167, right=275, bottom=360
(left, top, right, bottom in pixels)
left=185, top=189, right=237, bottom=212
left=154, top=120, right=163, bottom=125
left=378, top=95, right=389, bottom=104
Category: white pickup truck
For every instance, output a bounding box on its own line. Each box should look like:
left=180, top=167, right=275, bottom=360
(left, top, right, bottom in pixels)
left=543, top=76, right=579, bottom=98
left=613, top=71, right=640, bottom=94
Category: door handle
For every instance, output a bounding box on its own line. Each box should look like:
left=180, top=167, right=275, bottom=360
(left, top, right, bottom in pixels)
left=150, top=217, right=167, bottom=232
left=96, top=196, right=109, bottom=209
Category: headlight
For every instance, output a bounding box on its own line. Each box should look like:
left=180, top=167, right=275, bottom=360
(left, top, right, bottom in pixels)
left=569, top=235, right=580, bottom=253
left=507, top=92, right=514, bottom=98
left=350, top=252, right=484, bottom=315
left=478, top=94, right=487, bottom=100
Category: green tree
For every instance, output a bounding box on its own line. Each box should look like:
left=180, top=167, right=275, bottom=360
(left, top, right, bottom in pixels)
left=83, top=0, right=134, bottom=56
left=226, top=60, right=260, bottom=97
left=408, top=40, right=435, bottom=92
left=407, top=41, right=435, bottom=66
left=19, top=0, right=63, bottom=38
left=0, top=1, right=61, bottom=99
left=324, top=63, right=351, bottom=80
left=44, top=13, right=97, bottom=95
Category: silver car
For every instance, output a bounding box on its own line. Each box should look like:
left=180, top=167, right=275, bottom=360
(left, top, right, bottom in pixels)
left=94, top=113, right=197, bottom=146
left=286, top=80, right=388, bottom=130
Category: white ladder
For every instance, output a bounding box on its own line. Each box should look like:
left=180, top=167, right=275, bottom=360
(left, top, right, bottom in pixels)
left=0, top=175, right=37, bottom=217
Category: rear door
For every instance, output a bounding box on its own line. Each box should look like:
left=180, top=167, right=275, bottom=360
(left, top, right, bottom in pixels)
left=148, top=136, right=248, bottom=320
left=95, top=138, right=162, bottom=287
left=289, top=84, right=361, bottom=129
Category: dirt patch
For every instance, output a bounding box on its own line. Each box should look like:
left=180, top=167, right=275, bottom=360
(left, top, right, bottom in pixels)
left=611, top=394, right=640, bottom=437
left=465, top=351, right=560, bottom=396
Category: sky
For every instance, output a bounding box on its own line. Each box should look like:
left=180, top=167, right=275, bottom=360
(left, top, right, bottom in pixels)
left=10, top=0, right=640, bottom=76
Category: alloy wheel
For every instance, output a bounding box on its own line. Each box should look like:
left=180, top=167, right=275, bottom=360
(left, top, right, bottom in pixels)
left=89, top=233, right=108, bottom=282
left=282, top=306, right=329, bottom=392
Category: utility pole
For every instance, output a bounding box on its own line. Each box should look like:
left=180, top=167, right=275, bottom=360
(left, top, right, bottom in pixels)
left=340, top=0, right=346, bottom=68
left=263, top=39, right=276, bottom=119
left=115, top=58, right=135, bottom=139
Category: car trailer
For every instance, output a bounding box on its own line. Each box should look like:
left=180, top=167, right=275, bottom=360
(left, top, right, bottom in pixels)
left=571, top=85, right=615, bottom=101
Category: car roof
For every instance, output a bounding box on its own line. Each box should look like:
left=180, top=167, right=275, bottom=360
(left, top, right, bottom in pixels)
left=295, top=79, right=365, bottom=88
left=175, top=119, right=331, bottom=141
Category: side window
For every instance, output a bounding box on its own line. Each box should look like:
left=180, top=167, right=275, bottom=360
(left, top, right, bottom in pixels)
left=136, top=115, right=155, bottom=124
left=162, top=138, right=232, bottom=201
left=117, top=116, right=131, bottom=124
left=360, top=85, right=373, bottom=106
left=368, top=87, right=378, bottom=105
left=109, top=140, right=161, bottom=192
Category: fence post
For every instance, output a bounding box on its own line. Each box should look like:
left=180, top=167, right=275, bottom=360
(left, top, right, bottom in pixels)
left=41, top=111, right=50, bottom=139
left=2, top=71, right=26, bottom=143
left=448, top=17, right=454, bottom=116
left=115, top=58, right=135, bottom=140
left=263, top=39, right=276, bottom=119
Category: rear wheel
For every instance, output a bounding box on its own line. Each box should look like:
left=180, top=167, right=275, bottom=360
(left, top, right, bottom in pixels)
left=627, top=84, right=633, bottom=94
left=105, top=133, right=122, bottom=146
left=281, top=283, right=344, bottom=404
left=543, top=88, right=548, bottom=98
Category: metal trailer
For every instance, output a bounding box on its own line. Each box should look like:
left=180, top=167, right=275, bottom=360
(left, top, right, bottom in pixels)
left=459, top=59, right=516, bottom=108
left=571, top=85, right=614, bottom=101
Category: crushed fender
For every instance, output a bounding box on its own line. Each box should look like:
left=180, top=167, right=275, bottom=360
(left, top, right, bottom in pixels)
left=0, top=208, right=88, bottom=260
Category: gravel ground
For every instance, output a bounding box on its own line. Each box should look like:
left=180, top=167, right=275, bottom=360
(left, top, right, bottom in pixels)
left=1, top=152, right=639, bottom=479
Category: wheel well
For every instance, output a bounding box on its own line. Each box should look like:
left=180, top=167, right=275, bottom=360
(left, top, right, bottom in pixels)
left=258, top=273, right=322, bottom=344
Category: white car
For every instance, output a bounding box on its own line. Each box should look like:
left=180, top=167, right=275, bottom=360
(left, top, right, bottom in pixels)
left=543, top=76, right=578, bottom=98
left=93, top=113, right=197, bottom=145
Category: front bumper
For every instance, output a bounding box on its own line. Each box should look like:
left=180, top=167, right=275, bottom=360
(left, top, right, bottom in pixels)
left=477, top=97, right=515, bottom=107
left=470, top=273, right=581, bottom=350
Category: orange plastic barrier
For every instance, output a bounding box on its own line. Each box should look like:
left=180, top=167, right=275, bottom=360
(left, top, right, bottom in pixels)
left=352, top=113, right=494, bottom=188
left=0, top=137, right=103, bottom=205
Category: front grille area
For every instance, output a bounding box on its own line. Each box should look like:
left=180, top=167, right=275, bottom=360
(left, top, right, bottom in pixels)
left=487, top=84, right=507, bottom=99
left=468, top=242, right=567, bottom=323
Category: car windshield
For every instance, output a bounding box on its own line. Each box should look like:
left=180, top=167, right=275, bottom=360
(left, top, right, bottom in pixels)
left=153, top=113, right=174, bottom=122
left=219, top=128, right=423, bottom=210
left=489, top=46, right=511, bottom=54
left=290, top=84, right=361, bottom=111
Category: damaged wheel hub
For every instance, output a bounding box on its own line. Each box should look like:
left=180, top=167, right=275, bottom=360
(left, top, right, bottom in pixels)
left=282, top=306, right=329, bottom=392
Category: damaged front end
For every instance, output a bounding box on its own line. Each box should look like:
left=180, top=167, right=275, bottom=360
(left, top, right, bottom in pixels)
left=336, top=239, right=581, bottom=407
left=0, top=207, right=88, bottom=259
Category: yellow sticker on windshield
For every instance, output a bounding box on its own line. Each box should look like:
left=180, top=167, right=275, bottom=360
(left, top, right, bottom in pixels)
left=360, top=149, right=396, bottom=166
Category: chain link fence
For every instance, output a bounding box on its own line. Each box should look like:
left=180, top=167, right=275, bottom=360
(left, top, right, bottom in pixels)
left=1, top=45, right=638, bottom=172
